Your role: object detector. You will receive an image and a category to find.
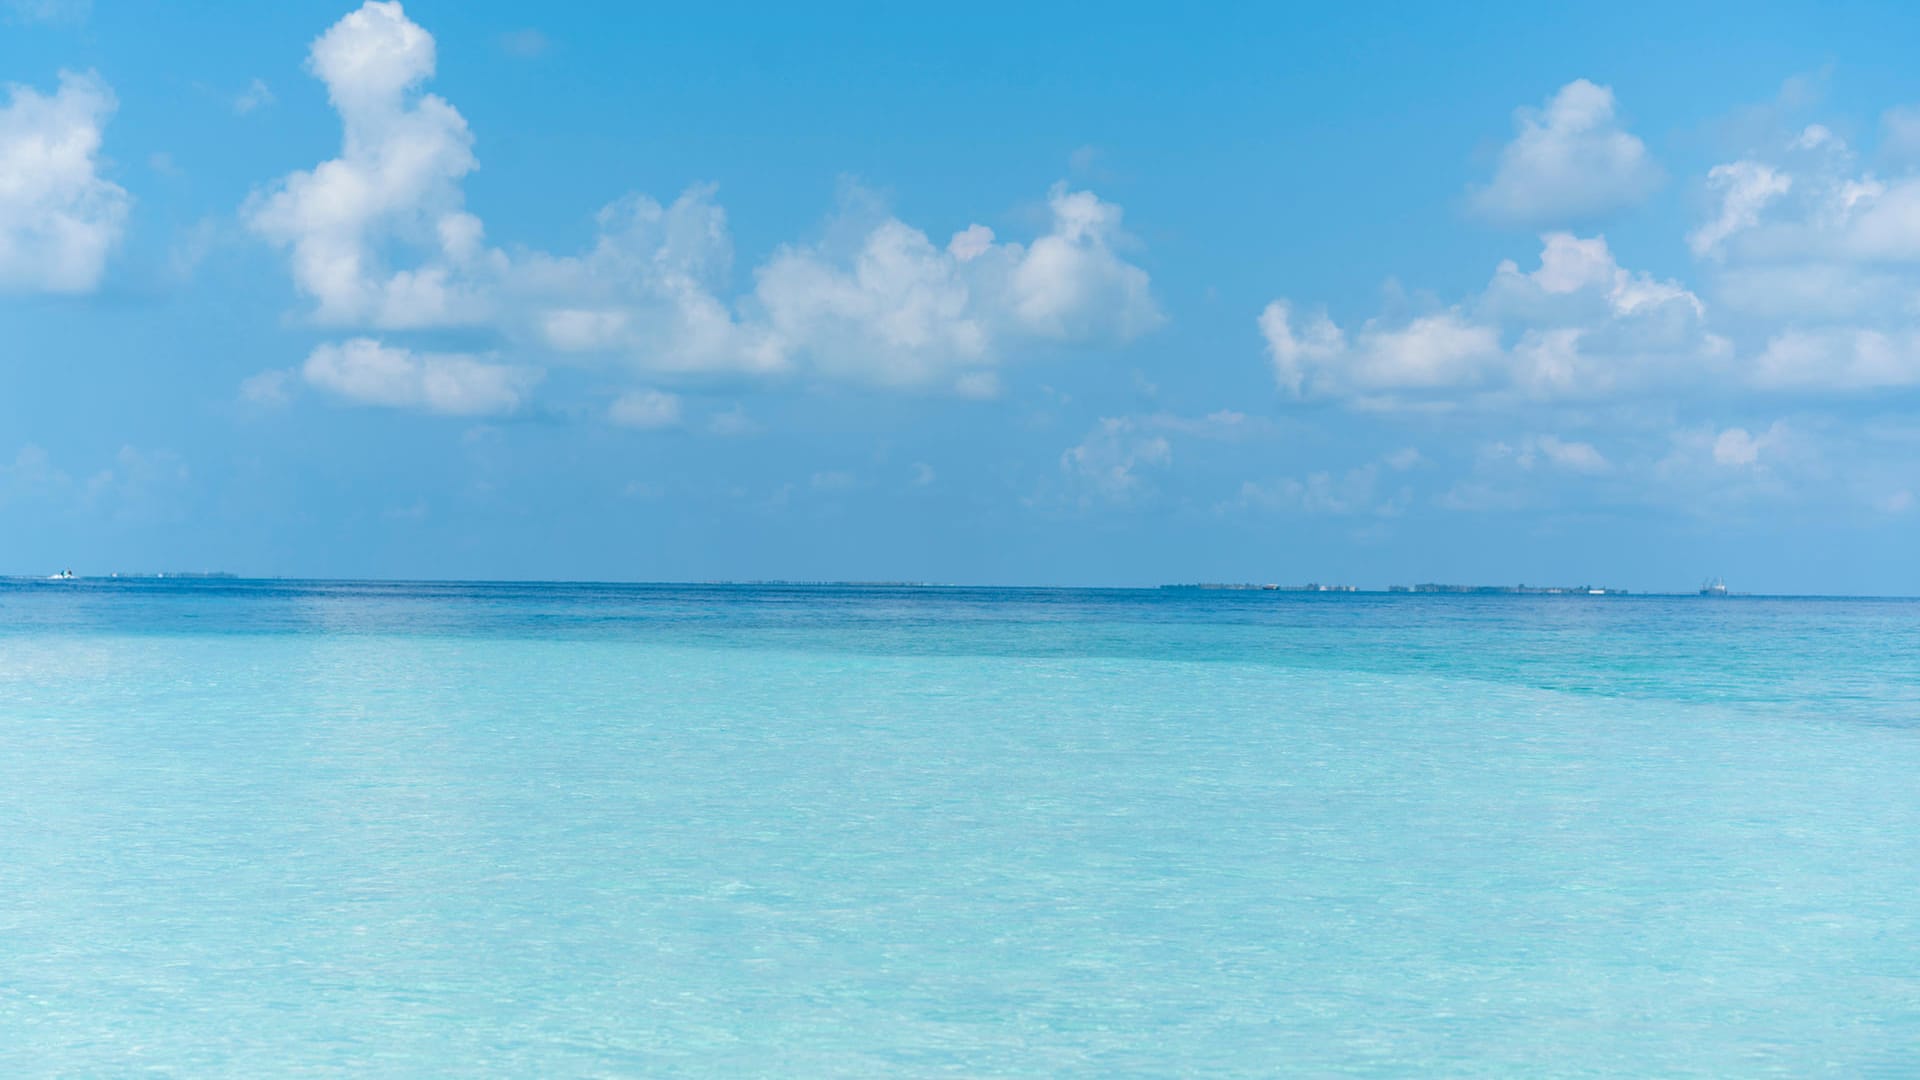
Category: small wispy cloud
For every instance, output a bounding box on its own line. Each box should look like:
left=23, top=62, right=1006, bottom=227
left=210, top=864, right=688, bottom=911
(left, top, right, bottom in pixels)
left=499, top=28, right=550, bottom=57
left=707, top=406, right=759, bottom=437
left=233, top=78, right=275, bottom=116
left=4, top=0, right=89, bottom=25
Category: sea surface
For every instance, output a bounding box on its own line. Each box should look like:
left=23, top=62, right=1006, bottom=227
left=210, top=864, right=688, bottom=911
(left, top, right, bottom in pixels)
left=2, top=580, right=1918, bottom=1076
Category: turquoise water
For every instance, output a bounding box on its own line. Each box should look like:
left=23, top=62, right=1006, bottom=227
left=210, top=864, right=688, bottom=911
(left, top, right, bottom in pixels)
left=3, top=581, right=1918, bottom=1076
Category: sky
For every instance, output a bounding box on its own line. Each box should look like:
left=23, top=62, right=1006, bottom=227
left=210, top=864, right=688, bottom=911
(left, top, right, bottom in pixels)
left=4, top=0, right=1920, bottom=591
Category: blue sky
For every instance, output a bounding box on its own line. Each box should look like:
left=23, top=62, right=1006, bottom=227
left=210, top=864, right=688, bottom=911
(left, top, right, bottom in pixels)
left=4, top=0, right=1919, bottom=590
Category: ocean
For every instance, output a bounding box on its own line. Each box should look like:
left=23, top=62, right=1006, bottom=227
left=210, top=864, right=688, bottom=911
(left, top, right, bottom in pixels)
left=2, top=579, right=1916, bottom=1076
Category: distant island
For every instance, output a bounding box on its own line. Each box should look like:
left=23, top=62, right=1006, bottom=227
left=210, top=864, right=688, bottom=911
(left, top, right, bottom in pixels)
left=1387, top=583, right=1629, bottom=595
left=1162, top=583, right=1359, bottom=592
left=1163, top=583, right=1630, bottom=595
left=702, top=580, right=938, bottom=587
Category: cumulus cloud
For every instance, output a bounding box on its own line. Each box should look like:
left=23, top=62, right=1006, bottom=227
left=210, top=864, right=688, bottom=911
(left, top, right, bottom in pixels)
left=248, top=1, right=1161, bottom=398
left=1258, top=300, right=1345, bottom=397
left=1267, top=93, right=1920, bottom=408
left=1687, top=128, right=1910, bottom=271
left=1684, top=122, right=1920, bottom=390
left=0, top=70, right=130, bottom=293
left=752, top=183, right=1161, bottom=389
left=516, top=186, right=777, bottom=375
left=1663, top=421, right=1794, bottom=473
left=1711, top=426, right=1772, bottom=467
left=747, top=211, right=988, bottom=385
left=1647, top=423, right=1807, bottom=514
left=1748, top=329, right=1920, bottom=390
left=301, top=338, right=539, bottom=415
left=1261, top=232, right=1717, bottom=404
left=1469, top=79, right=1662, bottom=224
left=245, top=1, right=486, bottom=327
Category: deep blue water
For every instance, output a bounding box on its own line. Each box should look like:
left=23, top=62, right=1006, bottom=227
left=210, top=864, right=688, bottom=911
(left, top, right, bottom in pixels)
left=2, top=580, right=1917, bottom=1075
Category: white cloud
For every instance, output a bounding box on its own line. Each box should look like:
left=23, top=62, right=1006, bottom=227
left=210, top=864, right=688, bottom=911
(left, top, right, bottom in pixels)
left=1712, top=426, right=1770, bottom=467
left=517, top=186, right=777, bottom=376
left=1358, top=312, right=1501, bottom=389
left=1235, top=448, right=1419, bottom=516
left=1267, top=94, right=1920, bottom=407
left=1469, top=79, right=1662, bottom=224
left=608, top=388, right=681, bottom=429
left=0, top=70, right=129, bottom=293
left=1660, top=421, right=1796, bottom=478
left=1881, top=105, right=1920, bottom=163
left=498, top=29, right=549, bottom=58
left=3, top=443, right=191, bottom=521
left=83, top=446, right=191, bottom=521
left=238, top=368, right=294, bottom=407
left=302, top=338, right=538, bottom=415
left=233, top=78, right=275, bottom=116
left=1690, top=127, right=1920, bottom=269
left=1497, top=434, right=1610, bottom=473
left=1060, top=417, right=1171, bottom=505
left=1137, top=409, right=1260, bottom=439
left=4, top=0, right=87, bottom=24
left=0, top=444, right=69, bottom=501
left=246, top=1, right=485, bottom=327
left=750, top=182, right=1160, bottom=389
left=706, top=405, right=758, bottom=436
left=248, top=2, right=1161, bottom=398
left=952, top=370, right=1002, bottom=399
left=1688, top=161, right=1793, bottom=259
left=1433, top=482, right=1530, bottom=513
left=1262, top=232, right=1717, bottom=403
left=1238, top=468, right=1382, bottom=515
left=1749, top=329, right=1920, bottom=390
left=1258, top=299, right=1345, bottom=397
left=1536, top=436, right=1609, bottom=473
left=1673, top=119, right=1920, bottom=394
left=1640, top=420, right=1920, bottom=516
left=752, top=215, right=988, bottom=386
left=1261, top=302, right=1501, bottom=399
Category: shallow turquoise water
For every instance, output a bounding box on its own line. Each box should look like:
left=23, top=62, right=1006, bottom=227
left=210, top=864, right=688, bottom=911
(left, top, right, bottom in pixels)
left=2, top=581, right=1918, bottom=1075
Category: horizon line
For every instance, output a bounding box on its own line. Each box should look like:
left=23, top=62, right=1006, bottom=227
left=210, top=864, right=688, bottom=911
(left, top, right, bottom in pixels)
left=3, top=573, right=1913, bottom=600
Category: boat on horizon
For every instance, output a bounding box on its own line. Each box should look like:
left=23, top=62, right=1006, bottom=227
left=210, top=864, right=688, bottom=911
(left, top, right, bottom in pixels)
left=1700, top=577, right=1729, bottom=597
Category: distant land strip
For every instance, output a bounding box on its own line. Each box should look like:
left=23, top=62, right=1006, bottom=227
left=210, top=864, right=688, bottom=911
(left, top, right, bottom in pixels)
left=1163, top=583, right=1633, bottom=595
